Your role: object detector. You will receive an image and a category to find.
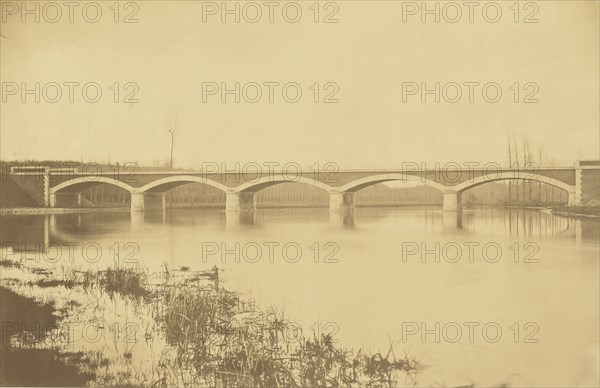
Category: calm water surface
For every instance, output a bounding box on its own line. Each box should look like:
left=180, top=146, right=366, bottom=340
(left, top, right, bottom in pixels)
left=2, top=207, right=599, bottom=387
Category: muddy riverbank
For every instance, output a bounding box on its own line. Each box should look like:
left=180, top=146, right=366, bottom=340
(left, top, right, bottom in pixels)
left=0, top=285, right=97, bottom=386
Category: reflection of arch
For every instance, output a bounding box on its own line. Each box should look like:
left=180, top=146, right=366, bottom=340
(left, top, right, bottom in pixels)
left=236, top=175, right=333, bottom=193
left=339, top=174, right=446, bottom=193
left=51, top=177, right=134, bottom=193
left=454, top=174, right=574, bottom=194
left=139, top=176, right=229, bottom=193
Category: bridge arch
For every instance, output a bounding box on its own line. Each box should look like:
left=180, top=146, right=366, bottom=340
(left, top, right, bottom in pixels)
left=138, top=175, right=229, bottom=194
left=50, top=176, right=135, bottom=194
left=235, top=175, right=333, bottom=193
left=454, top=173, right=575, bottom=194
left=338, top=174, right=447, bottom=193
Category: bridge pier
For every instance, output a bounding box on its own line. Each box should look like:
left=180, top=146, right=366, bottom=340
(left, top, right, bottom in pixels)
left=442, top=191, right=462, bottom=212
left=574, top=162, right=582, bottom=206
left=226, top=191, right=256, bottom=213
left=329, top=191, right=355, bottom=214
left=48, top=192, right=82, bottom=208
left=49, top=192, right=57, bottom=208
left=329, top=191, right=355, bottom=227
left=225, top=191, right=256, bottom=228
left=72, top=193, right=82, bottom=207
left=130, top=192, right=145, bottom=212
left=567, top=188, right=581, bottom=207
left=43, top=171, right=50, bottom=206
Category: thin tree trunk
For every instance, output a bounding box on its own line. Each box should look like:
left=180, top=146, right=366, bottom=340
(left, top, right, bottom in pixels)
left=512, top=134, right=520, bottom=204
left=507, top=130, right=512, bottom=205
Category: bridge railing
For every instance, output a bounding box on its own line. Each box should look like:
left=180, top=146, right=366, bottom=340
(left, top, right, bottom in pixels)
left=10, top=166, right=79, bottom=174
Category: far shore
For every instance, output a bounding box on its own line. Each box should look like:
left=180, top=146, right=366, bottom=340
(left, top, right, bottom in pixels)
left=0, top=207, right=129, bottom=215
left=550, top=206, right=600, bottom=218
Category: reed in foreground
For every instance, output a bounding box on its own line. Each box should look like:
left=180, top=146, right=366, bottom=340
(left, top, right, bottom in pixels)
left=154, top=283, right=418, bottom=387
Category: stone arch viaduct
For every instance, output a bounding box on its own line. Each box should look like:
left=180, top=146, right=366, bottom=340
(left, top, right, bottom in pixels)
left=8, top=162, right=599, bottom=216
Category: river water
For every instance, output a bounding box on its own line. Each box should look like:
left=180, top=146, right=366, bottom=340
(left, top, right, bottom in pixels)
left=1, top=207, right=599, bottom=387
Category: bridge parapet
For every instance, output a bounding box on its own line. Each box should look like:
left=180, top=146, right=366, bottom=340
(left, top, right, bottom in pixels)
left=37, top=167, right=579, bottom=191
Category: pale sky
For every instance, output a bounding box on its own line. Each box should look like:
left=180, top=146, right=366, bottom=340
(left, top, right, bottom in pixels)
left=1, top=0, right=598, bottom=169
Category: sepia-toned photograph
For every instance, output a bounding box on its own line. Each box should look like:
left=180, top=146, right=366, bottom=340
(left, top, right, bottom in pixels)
left=0, top=1, right=599, bottom=387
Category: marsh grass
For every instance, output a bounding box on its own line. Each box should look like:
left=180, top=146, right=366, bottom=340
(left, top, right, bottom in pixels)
left=3, top=263, right=424, bottom=387
left=0, top=258, right=23, bottom=268
left=100, top=267, right=148, bottom=300
left=154, top=283, right=419, bottom=388
left=18, top=266, right=148, bottom=300
left=31, top=275, right=78, bottom=289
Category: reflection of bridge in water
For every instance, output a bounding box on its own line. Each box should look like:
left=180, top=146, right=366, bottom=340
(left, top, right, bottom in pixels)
left=0, top=210, right=593, bottom=259
left=7, top=162, right=600, bottom=227
left=459, top=208, right=584, bottom=238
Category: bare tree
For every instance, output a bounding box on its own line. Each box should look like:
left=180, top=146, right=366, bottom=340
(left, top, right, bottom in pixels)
left=512, top=133, right=520, bottom=203
left=523, top=135, right=531, bottom=203
left=507, top=130, right=513, bottom=205
left=168, top=115, right=179, bottom=169
left=538, top=146, right=544, bottom=202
